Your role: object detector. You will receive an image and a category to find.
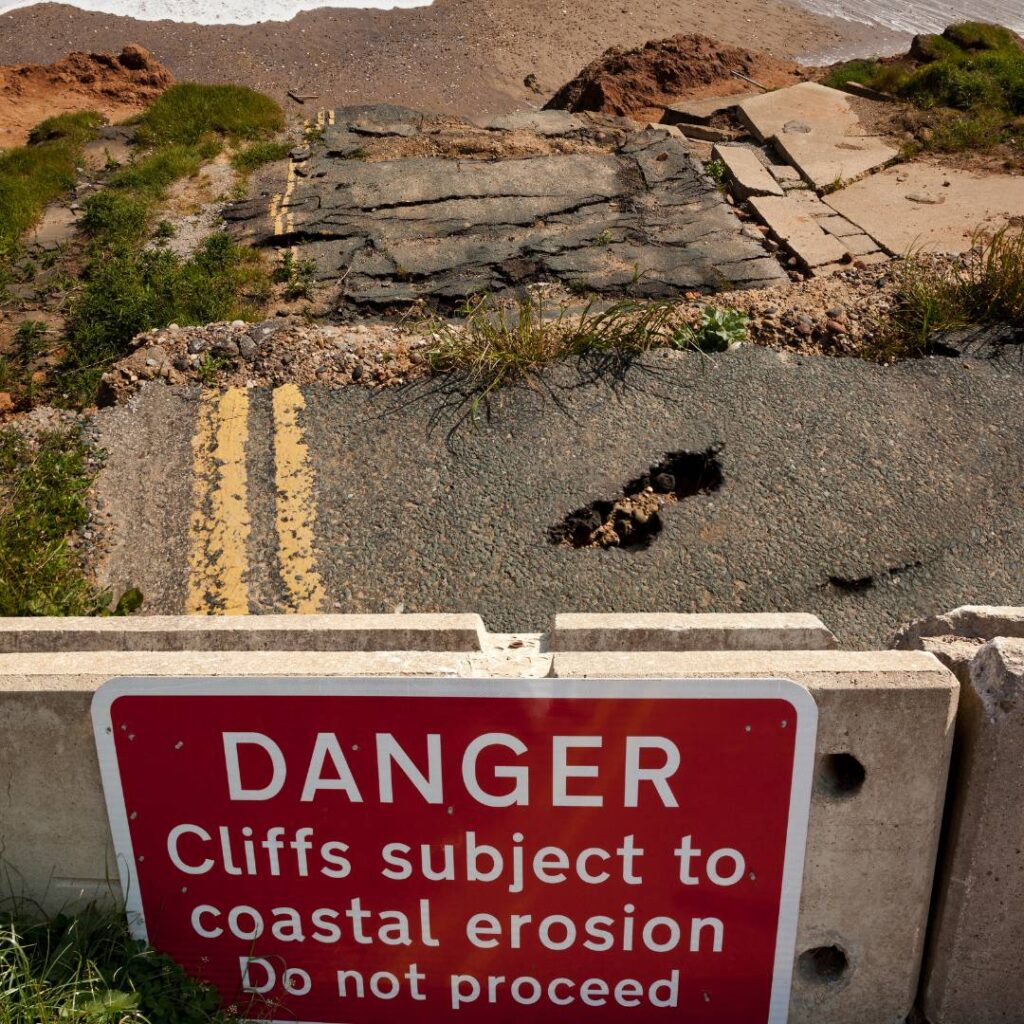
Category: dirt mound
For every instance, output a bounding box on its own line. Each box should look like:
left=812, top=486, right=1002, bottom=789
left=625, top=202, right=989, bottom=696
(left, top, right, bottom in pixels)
left=0, top=45, right=172, bottom=147
left=544, top=34, right=804, bottom=119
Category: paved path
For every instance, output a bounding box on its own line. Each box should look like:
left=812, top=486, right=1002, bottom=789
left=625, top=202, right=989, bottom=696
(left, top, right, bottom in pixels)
left=92, top=346, right=1024, bottom=646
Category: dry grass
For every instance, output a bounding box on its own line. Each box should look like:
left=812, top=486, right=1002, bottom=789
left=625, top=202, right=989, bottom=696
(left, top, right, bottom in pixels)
left=877, top=227, right=1024, bottom=356
left=420, top=293, right=746, bottom=395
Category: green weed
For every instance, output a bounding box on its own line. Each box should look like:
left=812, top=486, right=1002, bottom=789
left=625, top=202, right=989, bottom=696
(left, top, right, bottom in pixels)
left=0, top=906, right=222, bottom=1024
left=0, top=427, right=97, bottom=616
left=274, top=251, right=317, bottom=300
left=231, top=140, right=292, bottom=173
left=14, top=320, right=49, bottom=363
left=674, top=307, right=749, bottom=352
left=0, top=112, right=102, bottom=254
left=66, top=233, right=268, bottom=369
left=196, top=352, right=230, bottom=385
left=135, top=83, right=284, bottom=148
left=704, top=158, right=727, bottom=186
left=877, top=226, right=1024, bottom=356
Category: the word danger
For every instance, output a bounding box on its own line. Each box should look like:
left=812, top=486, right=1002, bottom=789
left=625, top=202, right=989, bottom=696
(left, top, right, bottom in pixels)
left=221, top=730, right=685, bottom=807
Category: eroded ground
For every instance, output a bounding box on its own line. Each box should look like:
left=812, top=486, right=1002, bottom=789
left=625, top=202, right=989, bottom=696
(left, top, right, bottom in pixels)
left=225, top=106, right=786, bottom=310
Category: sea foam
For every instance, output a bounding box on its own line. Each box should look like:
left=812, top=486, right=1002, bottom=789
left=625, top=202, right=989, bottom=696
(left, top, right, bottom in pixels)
left=791, top=0, right=1024, bottom=36
left=0, top=0, right=431, bottom=24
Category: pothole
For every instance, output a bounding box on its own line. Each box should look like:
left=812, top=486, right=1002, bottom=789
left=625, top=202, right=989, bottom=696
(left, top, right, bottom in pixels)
left=827, top=559, right=924, bottom=593
left=549, top=446, right=724, bottom=551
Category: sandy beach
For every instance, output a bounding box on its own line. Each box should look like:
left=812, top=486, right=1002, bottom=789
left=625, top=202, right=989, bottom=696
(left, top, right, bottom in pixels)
left=0, top=0, right=899, bottom=116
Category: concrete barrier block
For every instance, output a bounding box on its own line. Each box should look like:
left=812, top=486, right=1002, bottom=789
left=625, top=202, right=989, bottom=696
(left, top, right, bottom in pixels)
left=892, top=605, right=1024, bottom=649
left=921, top=638, right=1024, bottom=1024
left=0, top=647, right=552, bottom=912
left=551, top=612, right=837, bottom=651
left=552, top=649, right=958, bottom=1024
left=0, top=613, right=487, bottom=653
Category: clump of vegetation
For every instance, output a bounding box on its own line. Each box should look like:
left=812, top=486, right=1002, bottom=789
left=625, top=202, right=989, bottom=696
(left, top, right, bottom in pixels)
left=704, top=158, right=727, bottom=187
left=422, top=293, right=744, bottom=395
left=67, top=233, right=270, bottom=371
left=0, top=906, right=222, bottom=1024
left=14, top=320, right=50, bottom=363
left=0, top=426, right=98, bottom=616
left=824, top=22, right=1024, bottom=161
left=676, top=307, right=749, bottom=352
left=273, top=250, right=318, bottom=300
left=231, top=140, right=293, bottom=173
left=0, top=111, right=102, bottom=254
left=49, top=86, right=283, bottom=403
left=134, top=83, right=284, bottom=148
left=80, top=140, right=220, bottom=247
left=876, top=226, right=1024, bottom=357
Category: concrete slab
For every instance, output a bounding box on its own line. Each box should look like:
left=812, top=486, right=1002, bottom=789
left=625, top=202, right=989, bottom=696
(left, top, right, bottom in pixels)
left=81, top=136, right=132, bottom=171
left=825, top=163, right=1024, bottom=255
left=893, top=605, right=1024, bottom=648
left=773, top=132, right=897, bottom=190
left=748, top=194, right=849, bottom=268
left=553, top=649, right=958, bottom=1024
left=769, top=163, right=803, bottom=184
left=841, top=232, right=884, bottom=257
left=677, top=123, right=738, bottom=144
left=713, top=144, right=784, bottom=199
left=921, top=639, right=1024, bottom=1024
left=737, top=83, right=864, bottom=145
left=552, top=612, right=837, bottom=651
left=0, top=613, right=488, bottom=652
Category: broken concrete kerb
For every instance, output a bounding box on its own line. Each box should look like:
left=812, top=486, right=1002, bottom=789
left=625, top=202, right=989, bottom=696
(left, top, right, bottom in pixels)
left=895, top=606, right=1024, bottom=1024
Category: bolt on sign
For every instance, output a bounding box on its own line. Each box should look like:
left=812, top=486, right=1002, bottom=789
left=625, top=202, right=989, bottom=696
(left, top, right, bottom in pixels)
left=93, top=677, right=817, bottom=1023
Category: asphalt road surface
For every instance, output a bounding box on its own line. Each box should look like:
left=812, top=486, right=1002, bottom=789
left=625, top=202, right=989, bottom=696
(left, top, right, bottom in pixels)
left=93, top=345, right=1024, bottom=647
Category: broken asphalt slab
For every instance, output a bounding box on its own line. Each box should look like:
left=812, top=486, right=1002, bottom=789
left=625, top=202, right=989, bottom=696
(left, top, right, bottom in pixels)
left=93, top=346, right=1024, bottom=646
left=225, top=104, right=786, bottom=308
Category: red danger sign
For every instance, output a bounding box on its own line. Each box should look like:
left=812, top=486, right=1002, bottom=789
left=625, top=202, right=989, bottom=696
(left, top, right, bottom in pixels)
left=93, top=677, right=816, bottom=1024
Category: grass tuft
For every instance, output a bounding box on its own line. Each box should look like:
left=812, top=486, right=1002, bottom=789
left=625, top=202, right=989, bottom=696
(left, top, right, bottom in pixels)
left=0, top=427, right=97, bottom=616
left=0, top=112, right=103, bottom=254
left=421, top=293, right=744, bottom=396
left=876, top=226, right=1024, bottom=357
left=27, top=111, right=105, bottom=148
left=231, top=140, right=293, bottom=173
left=135, top=83, right=284, bottom=148
left=0, top=906, right=222, bottom=1024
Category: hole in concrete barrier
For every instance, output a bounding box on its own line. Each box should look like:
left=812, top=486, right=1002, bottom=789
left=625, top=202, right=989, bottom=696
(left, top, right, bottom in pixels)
left=799, top=945, right=849, bottom=984
left=818, top=752, right=866, bottom=797
left=549, top=446, right=723, bottom=551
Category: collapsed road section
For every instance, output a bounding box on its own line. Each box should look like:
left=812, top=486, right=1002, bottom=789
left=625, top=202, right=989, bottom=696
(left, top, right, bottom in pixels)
left=225, top=105, right=786, bottom=310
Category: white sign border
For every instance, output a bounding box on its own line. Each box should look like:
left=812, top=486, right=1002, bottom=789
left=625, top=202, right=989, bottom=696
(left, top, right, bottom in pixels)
left=92, top=676, right=817, bottom=1024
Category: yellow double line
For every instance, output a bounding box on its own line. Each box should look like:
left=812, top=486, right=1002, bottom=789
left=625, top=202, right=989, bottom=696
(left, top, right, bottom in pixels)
left=186, top=385, right=326, bottom=615
left=271, top=109, right=335, bottom=237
